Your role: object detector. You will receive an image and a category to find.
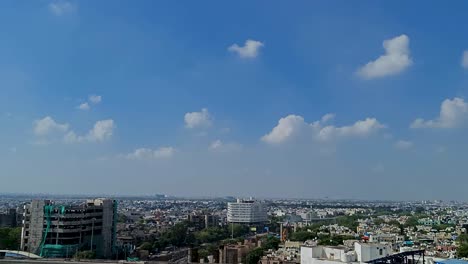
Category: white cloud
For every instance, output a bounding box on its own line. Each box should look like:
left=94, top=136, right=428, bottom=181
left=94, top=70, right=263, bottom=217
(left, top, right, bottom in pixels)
left=76, top=95, right=101, bottom=111
left=395, top=140, right=413, bottom=150
left=411, top=97, right=468, bottom=129
left=321, top=113, right=335, bottom=123
left=262, top=114, right=385, bottom=144
left=317, top=118, right=385, bottom=141
left=184, top=108, right=212, bottom=129
left=33, top=116, right=69, bottom=136
left=210, top=140, right=223, bottom=150
left=261, top=115, right=308, bottom=144
left=462, top=51, right=468, bottom=69
left=65, top=119, right=115, bottom=143
left=126, top=147, right=175, bottom=160
left=64, top=131, right=81, bottom=143
left=77, top=102, right=90, bottom=111
left=357, top=34, right=412, bottom=79
left=89, top=95, right=102, bottom=104
left=209, top=140, right=242, bottom=152
left=48, top=1, right=76, bottom=16
left=86, top=119, right=114, bottom=142
left=228, top=39, right=264, bottom=59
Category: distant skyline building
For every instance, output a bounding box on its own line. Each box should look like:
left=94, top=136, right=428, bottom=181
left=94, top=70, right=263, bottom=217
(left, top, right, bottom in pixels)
left=20, top=198, right=117, bottom=259
left=227, top=198, right=267, bottom=224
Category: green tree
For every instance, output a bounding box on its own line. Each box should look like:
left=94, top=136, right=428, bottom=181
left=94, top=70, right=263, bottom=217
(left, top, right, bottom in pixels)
left=194, top=227, right=227, bottom=244
left=262, top=236, right=280, bottom=250
left=198, top=248, right=210, bottom=261
left=457, top=243, right=468, bottom=258
left=231, top=224, right=249, bottom=238
left=245, top=247, right=264, bottom=264
left=317, top=235, right=355, bottom=246
left=0, top=227, right=21, bottom=250
left=74, top=250, right=96, bottom=260
left=457, top=234, right=468, bottom=244
left=290, top=231, right=316, bottom=242
left=336, top=215, right=361, bottom=231
left=373, top=218, right=385, bottom=226
left=139, top=242, right=153, bottom=251
left=405, top=216, right=419, bottom=227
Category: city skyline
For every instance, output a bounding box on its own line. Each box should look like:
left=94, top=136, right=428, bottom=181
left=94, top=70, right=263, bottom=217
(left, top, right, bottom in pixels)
left=2, top=1, right=468, bottom=200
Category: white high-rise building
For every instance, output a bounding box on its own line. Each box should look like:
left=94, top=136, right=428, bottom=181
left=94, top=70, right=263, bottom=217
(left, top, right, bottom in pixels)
left=227, top=198, right=267, bottom=223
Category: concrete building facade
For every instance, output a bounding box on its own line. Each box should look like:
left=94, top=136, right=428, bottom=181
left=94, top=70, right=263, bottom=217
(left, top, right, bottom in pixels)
left=227, top=198, right=267, bottom=224
left=20, top=199, right=117, bottom=259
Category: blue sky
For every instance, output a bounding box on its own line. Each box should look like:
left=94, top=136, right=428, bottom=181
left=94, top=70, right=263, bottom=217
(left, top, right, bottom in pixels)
left=2, top=1, right=468, bottom=200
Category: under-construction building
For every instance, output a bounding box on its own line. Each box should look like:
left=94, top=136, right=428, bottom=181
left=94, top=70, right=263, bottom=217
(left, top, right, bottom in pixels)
left=20, top=198, right=117, bottom=259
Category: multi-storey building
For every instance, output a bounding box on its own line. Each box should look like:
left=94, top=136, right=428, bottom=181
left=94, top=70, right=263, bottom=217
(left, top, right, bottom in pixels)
left=0, top=208, right=17, bottom=228
left=187, top=213, right=220, bottom=230
left=20, top=198, right=117, bottom=259
left=227, top=198, right=267, bottom=224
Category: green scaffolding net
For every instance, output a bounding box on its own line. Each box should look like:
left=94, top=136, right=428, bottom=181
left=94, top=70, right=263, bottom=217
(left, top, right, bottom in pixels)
left=40, top=244, right=80, bottom=258
left=39, top=205, right=79, bottom=258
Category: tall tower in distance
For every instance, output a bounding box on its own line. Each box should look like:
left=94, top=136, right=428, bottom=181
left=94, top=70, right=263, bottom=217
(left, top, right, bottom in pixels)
left=227, top=198, right=267, bottom=224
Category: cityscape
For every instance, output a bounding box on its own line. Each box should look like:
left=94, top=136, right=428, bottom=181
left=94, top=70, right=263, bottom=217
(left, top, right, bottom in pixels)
left=1, top=194, right=468, bottom=264
left=2, top=1, right=468, bottom=264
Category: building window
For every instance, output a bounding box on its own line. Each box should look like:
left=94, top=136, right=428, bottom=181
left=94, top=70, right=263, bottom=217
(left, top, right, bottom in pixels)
left=379, top=249, right=383, bottom=255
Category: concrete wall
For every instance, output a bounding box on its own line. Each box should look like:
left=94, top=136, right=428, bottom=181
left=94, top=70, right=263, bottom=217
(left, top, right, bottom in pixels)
left=322, top=247, right=345, bottom=261
left=22, top=200, right=47, bottom=254
left=354, top=243, right=391, bottom=262
left=300, top=247, right=314, bottom=264
left=100, top=199, right=115, bottom=259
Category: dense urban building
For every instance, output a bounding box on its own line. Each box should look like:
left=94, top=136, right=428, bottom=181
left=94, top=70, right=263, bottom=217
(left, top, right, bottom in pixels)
left=1, top=194, right=468, bottom=262
left=187, top=213, right=220, bottom=230
left=227, top=198, right=268, bottom=224
left=0, top=209, right=17, bottom=228
left=20, top=198, right=117, bottom=259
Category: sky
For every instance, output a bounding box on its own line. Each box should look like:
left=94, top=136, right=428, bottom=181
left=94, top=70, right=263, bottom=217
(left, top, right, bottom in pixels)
left=2, top=1, right=468, bottom=200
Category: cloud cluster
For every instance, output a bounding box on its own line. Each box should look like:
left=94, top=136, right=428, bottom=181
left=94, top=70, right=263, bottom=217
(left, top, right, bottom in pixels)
left=209, top=139, right=242, bottom=152
left=34, top=116, right=114, bottom=143
left=48, top=1, right=76, bottom=16
left=357, top=34, right=412, bottom=79
left=261, top=114, right=385, bottom=144
left=89, top=95, right=102, bottom=104
left=65, top=119, right=115, bottom=143
left=126, top=147, right=175, bottom=160
left=411, top=97, right=468, bottom=129
left=77, top=94, right=102, bottom=111
left=33, top=116, right=69, bottom=136
left=228, top=39, right=264, bottom=59
left=77, top=102, right=90, bottom=111
left=184, top=108, right=212, bottom=129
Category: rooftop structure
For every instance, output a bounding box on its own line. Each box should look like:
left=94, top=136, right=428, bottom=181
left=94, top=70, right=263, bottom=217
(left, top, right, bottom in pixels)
left=301, top=242, right=392, bottom=264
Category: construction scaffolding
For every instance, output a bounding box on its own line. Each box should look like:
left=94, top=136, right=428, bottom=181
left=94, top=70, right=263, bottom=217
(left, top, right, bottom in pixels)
left=39, top=205, right=80, bottom=258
